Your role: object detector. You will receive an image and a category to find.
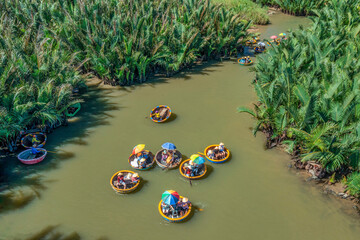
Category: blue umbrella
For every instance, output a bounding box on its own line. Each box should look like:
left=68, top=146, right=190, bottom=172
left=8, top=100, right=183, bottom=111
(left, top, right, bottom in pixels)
left=163, top=195, right=179, bottom=205
left=193, top=157, right=205, bottom=165
left=161, top=142, right=176, bottom=150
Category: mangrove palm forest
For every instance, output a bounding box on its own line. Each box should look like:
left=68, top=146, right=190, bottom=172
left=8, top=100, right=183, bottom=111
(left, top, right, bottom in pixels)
left=1, top=0, right=360, bottom=239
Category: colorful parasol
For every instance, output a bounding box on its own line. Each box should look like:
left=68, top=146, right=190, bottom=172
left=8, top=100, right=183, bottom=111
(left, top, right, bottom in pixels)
left=193, top=157, right=205, bottom=165
left=190, top=154, right=200, bottom=161
left=162, top=190, right=180, bottom=205
left=132, top=144, right=145, bottom=155
left=279, top=33, right=286, bottom=37
left=270, top=35, right=278, bottom=40
left=161, top=142, right=176, bottom=150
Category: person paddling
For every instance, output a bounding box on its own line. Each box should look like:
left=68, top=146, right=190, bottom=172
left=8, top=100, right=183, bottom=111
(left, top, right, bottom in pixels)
left=31, top=134, right=40, bottom=147
left=31, top=147, right=41, bottom=158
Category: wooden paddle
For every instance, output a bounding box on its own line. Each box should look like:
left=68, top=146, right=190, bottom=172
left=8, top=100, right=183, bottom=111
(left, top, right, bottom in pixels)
left=194, top=206, right=204, bottom=211
left=39, top=149, right=57, bottom=154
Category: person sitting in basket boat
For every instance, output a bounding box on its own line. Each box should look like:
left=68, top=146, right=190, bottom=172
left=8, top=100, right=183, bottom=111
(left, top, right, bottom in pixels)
left=213, top=142, right=226, bottom=160
left=258, top=42, right=266, bottom=50
left=31, top=134, right=41, bottom=147
left=176, top=197, right=191, bottom=217
left=190, top=160, right=200, bottom=176
left=131, top=172, right=139, bottom=184
left=165, top=150, right=175, bottom=166
left=139, top=158, right=147, bottom=169
left=207, top=150, right=215, bottom=159
left=183, top=163, right=192, bottom=177
left=116, top=172, right=126, bottom=189
left=152, top=110, right=161, bottom=120
left=161, top=150, right=168, bottom=162
left=161, top=201, right=170, bottom=215
left=31, top=147, right=42, bottom=158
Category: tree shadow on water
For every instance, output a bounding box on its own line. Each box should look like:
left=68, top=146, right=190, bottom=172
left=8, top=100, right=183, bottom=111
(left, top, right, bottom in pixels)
left=117, top=61, right=224, bottom=93
left=21, top=225, right=109, bottom=240
left=0, top=85, right=121, bottom=214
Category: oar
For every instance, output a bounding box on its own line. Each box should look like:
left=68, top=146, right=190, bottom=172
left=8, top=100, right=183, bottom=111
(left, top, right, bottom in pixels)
left=39, top=149, right=57, bottom=154
left=194, top=206, right=204, bottom=211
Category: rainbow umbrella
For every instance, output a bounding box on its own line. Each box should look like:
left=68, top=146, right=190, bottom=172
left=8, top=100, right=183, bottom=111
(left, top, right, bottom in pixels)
left=190, top=154, right=200, bottom=161
left=132, top=144, right=145, bottom=155
left=162, top=190, right=180, bottom=205
left=279, top=33, right=286, bottom=37
left=270, top=35, right=278, bottom=40
left=193, top=156, right=205, bottom=165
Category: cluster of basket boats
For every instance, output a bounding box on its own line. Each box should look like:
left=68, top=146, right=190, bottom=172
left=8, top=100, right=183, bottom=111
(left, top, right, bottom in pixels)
left=238, top=33, right=288, bottom=66
left=16, top=103, right=82, bottom=164
left=110, top=105, right=231, bottom=223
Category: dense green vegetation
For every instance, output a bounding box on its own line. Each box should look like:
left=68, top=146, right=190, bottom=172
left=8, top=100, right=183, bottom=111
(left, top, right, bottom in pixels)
left=213, top=0, right=270, bottom=24
left=254, top=0, right=327, bottom=16
left=239, top=0, right=360, bottom=196
left=0, top=0, right=252, bottom=152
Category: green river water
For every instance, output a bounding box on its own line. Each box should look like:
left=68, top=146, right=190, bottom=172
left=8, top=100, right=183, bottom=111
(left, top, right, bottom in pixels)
left=1, top=12, right=360, bottom=240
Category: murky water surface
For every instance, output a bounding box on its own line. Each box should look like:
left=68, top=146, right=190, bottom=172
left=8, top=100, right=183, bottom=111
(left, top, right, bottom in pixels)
left=1, top=13, right=360, bottom=240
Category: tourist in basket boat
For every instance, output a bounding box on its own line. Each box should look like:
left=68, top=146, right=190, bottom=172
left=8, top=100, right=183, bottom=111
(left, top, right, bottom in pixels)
left=161, top=195, right=191, bottom=218
left=190, top=160, right=200, bottom=176
left=258, top=42, right=266, bottom=50
left=210, top=142, right=227, bottom=160
left=152, top=110, right=161, bottom=121
left=31, top=147, right=42, bottom=158
left=176, top=197, right=191, bottom=217
left=161, top=150, right=168, bottom=162
left=31, top=134, right=41, bottom=147
left=165, top=150, right=175, bottom=166
left=131, top=173, right=139, bottom=183
left=116, top=172, right=126, bottom=189
left=207, top=149, right=215, bottom=159
left=140, top=158, right=147, bottom=169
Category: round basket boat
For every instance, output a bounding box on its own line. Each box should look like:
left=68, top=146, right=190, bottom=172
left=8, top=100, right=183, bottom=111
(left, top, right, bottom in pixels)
left=21, top=132, right=47, bottom=148
left=66, top=102, right=81, bottom=117
left=158, top=198, right=192, bottom=223
left=204, top=144, right=230, bottom=163
left=238, top=58, right=253, bottom=66
left=150, top=105, right=171, bottom=123
left=179, top=159, right=207, bottom=179
left=254, top=47, right=265, bottom=53
left=110, top=170, right=141, bottom=194
left=17, top=148, right=47, bottom=165
left=128, top=150, right=155, bottom=170
left=155, top=150, right=182, bottom=169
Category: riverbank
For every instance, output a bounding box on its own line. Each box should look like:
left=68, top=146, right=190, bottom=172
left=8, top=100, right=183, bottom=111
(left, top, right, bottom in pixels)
left=2, top=9, right=360, bottom=240
left=240, top=0, right=360, bottom=200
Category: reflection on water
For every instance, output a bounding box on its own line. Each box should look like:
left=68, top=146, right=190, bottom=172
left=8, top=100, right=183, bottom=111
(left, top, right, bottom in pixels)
left=1, top=12, right=360, bottom=240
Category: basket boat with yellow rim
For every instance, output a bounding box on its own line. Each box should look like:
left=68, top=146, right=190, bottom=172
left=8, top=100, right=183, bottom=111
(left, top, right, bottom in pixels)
left=238, top=57, right=253, bottom=66
left=155, top=149, right=182, bottom=169
left=21, top=132, right=47, bottom=148
left=128, top=150, right=155, bottom=170
left=150, top=105, right=171, bottom=123
left=110, top=170, right=140, bottom=193
left=179, top=159, right=207, bottom=179
left=158, top=198, right=192, bottom=223
left=204, top=144, right=230, bottom=163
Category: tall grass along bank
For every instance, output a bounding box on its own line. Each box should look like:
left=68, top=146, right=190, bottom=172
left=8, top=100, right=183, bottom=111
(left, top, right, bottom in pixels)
left=0, top=0, right=252, bottom=152
left=239, top=0, right=360, bottom=197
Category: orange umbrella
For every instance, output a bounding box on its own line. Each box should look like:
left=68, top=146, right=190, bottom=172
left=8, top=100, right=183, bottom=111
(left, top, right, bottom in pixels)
left=132, top=144, right=145, bottom=155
